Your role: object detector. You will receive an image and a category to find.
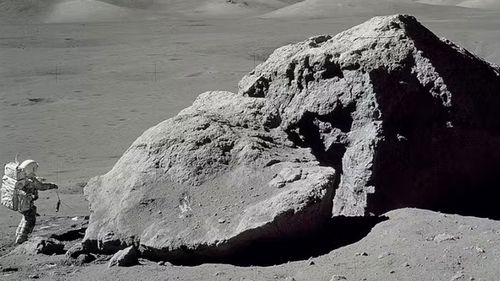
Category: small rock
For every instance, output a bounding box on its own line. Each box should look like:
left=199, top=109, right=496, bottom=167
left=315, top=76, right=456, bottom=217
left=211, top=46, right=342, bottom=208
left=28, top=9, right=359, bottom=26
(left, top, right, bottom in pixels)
left=355, top=252, right=368, bottom=256
left=218, top=218, right=226, bottom=224
left=1, top=267, right=18, bottom=272
left=377, top=252, right=391, bottom=259
left=214, top=271, right=225, bottom=276
left=389, top=270, right=395, bottom=274
left=450, top=271, right=465, bottom=281
left=475, top=246, right=485, bottom=253
left=28, top=274, right=40, bottom=279
left=402, top=262, right=410, bottom=267
left=433, top=233, right=457, bottom=243
left=75, top=253, right=96, bottom=265
left=108, top=246, right=138, bottom=267
left=12, top=237, right=65, bottom=256
left=158, top=261, right=165, bottom=266
left=330, top=275, right=347, bottom=281
left=66, top=242, right=86, bottom=259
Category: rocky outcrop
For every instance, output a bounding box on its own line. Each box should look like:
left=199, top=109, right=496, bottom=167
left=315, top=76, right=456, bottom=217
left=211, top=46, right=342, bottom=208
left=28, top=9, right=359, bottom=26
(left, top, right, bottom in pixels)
left=83, top=14, right=500, bottom=263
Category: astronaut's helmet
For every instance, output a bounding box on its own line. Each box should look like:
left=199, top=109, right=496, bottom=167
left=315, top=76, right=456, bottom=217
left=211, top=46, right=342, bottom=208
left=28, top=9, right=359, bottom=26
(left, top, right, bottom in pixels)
left=19, top=160, right=39, bottom=178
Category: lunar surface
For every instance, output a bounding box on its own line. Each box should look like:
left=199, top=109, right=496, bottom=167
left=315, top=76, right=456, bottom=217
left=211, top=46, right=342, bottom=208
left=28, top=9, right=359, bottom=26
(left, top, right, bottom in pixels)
left=1, top=1, right=500, bottom=280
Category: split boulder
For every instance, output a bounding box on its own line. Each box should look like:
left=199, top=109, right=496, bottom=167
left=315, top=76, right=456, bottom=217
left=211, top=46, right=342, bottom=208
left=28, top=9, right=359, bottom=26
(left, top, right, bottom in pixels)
left=83, top=14, right=500, bottom=263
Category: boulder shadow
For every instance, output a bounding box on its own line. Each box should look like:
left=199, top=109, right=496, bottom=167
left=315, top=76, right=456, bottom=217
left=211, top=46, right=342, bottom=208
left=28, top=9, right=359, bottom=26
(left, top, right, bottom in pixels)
left=163, top=216, right=387, bottom=267
left=223, top=215, right=387, bottom=266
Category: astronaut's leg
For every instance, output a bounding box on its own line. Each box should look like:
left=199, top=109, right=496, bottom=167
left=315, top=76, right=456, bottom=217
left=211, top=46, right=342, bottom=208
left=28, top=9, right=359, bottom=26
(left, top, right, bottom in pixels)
left=15, top=206, right=37, bottom=244
left=15, top=216, right=25, bottom=241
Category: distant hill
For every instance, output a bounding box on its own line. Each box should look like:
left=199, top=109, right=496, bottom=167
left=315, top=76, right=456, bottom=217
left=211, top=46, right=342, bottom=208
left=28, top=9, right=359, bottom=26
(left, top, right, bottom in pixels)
left=0, top=0, right=305, bottom=23
left=261, top=0, right=473, bottom=19
left=416, top=0, right=500, bottom=9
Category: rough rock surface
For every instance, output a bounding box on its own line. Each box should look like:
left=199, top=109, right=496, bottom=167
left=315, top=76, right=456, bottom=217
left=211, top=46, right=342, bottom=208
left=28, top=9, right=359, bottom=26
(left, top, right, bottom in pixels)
left=239, top=14, right=500, bottom=219
left=108, top=246, right=139, bottom=267
left=84, top=90, right=336, bottom=261
left=83, top=14, right=500, bottom=261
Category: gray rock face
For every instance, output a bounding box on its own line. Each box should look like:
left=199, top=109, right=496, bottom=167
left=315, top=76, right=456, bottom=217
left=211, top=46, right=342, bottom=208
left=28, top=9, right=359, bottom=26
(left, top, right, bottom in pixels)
left=84, top=90, right=336, bottom=261
left=83, top=14, right=500, bottom=262
left=239, top=14, right=500, bottom=218
left=108, top=246, right=138, bottom=267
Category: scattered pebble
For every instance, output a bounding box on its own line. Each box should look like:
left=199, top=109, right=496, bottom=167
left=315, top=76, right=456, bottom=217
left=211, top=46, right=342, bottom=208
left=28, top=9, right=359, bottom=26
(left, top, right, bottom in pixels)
left=1, top=267, right=18, bottom=272
left=44, top=263, right=56, bottom=269
left=450, top=271, right=465, bottom=281
left=214, top=271, right=225, bottom=276
left=158, top=261, right=173, bottom=266
left=330, top=275, right=347, bottom=280
left=433, top=233, right=457, bottom=243
left=355, top=252, right=368, bottom=256
left=377, top=252, right=391, bottom=259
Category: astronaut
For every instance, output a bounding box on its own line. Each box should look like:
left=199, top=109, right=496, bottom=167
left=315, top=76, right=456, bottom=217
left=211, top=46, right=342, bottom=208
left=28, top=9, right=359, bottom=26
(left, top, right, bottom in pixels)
left=14, top=160, right=58, bottom=244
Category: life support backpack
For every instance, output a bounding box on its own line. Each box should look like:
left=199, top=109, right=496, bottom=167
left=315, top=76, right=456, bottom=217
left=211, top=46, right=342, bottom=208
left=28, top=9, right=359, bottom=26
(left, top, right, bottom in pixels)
left=1, top=161, right=32, bottom=212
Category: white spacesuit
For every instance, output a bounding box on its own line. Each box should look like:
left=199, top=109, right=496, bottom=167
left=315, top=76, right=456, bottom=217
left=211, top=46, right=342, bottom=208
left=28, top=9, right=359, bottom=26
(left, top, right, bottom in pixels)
left=12, top=160, right=58, bottom=244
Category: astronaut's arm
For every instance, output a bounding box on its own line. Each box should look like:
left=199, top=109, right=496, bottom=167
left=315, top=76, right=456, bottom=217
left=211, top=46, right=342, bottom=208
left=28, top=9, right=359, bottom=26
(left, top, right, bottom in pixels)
left=33, top=177, right=59, bottom=191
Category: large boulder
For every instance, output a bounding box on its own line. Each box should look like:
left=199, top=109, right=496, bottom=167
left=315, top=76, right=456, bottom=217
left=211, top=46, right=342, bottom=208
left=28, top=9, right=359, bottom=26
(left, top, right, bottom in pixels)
left=84, top=90, right=336, bottom=261
left=83, top=14, right=500, bottom=262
